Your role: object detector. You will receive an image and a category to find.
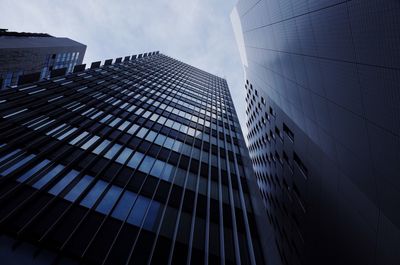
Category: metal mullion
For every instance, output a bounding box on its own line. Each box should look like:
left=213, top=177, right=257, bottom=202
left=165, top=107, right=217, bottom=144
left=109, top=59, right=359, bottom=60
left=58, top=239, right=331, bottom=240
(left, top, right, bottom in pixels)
left=185, top=91, right=211, bottom=265
left=220, top=83, right=243, bottom=265
left=126, top=66, right=195, bottom=264
left=103, top=74, right=189, bottom=265
left=101, top=117, right=177, bottom=263
left=0, top=69, right=141, bottom=225
left=81, top=66, right=190, bottom=264
left=60, top=67, right=179, bottom=257
left=225, top=82, right=258, bottom=265
left=204, top=92, right=213, bottom=265
left=158, top=78, right=208, bottom=264
left=0, top=80, right=138, bottom=227
left=138, top=68, right=206, bottom=265
left=0, top=82, right=122, bottom=189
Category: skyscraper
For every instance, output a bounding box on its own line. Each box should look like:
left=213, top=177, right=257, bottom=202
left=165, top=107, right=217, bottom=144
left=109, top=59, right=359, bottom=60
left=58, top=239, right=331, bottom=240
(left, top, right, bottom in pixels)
left=0, top=29, right=86, bottom=89
left=231, top=1, right=400, bottom=265
left=0, top=52, right=267, bottom=264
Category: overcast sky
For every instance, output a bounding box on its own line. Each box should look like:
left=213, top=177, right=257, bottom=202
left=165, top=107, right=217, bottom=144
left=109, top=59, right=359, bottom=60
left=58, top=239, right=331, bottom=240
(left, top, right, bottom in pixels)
left=0, top=0, right=248, bottom=135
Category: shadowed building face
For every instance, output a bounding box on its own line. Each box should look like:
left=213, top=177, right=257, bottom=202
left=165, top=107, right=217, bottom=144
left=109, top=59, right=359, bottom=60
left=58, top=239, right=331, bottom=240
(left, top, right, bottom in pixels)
left=232, top=1, right=400, bottom=265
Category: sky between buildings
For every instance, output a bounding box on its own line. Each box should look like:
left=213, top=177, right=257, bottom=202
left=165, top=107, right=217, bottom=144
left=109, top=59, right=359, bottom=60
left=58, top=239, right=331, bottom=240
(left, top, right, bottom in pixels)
left=0, top=0, right=248, bottom=136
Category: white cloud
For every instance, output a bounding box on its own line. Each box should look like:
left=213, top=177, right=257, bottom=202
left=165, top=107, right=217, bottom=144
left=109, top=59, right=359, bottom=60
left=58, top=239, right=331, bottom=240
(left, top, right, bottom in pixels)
left=0, top=0, right=248, bottom=136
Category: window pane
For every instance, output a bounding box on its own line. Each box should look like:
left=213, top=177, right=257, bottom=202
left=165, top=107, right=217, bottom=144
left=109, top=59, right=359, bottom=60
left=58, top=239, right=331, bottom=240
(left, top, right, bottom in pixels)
left=81, top=179, right=108, bottom=208
left=127, top=152, right=144, bottom=169
left=1, top=154, right=35, bottom=176
left=33, top=164, right=64, bottom=189
left=17, top=159, right=50, bottom=183
left=143, top=200, right=161, bottom=231
left=81, top=135, right=100, bottom=150
left=96, top=185, right=123, bottom=214
left=104, top=143, right=122, bottom=159
left=49, top=169, right=79, bottom=195
left=93, top=139, right=111, bottom=154
left=111, top=190, right=137, bottom=220
left=150, top=160, right=164, bottom=178
left=64, top=175, right=94, bottom=202
left=116, top=147, right=133, bottom=164
left=127, top=196, right=150, bottom=226
left=139, top=156, right=155, bottom=174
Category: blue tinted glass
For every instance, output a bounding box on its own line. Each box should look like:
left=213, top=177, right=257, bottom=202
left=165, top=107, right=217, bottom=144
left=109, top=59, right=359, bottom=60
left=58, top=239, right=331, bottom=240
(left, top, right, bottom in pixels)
left=33, top=164, right=64, bottom=189
left=145, top=131, right=157, bottom=142
left=139, top=156, right=155, bottom=174
left=96, top=185, right=123, bottom=214
left=70, top=131, right=89, bottom=145
left=81, top=180, right=108, bottom=208
left=154, top=134, right=166, bottom=146
left=58, top=128, right=77, bottom=140
left=104, top=143, right=122, bottom=159
left=143, top=201, right=160, bottom=230
left=163, top=138, right=174, bottom=149
left=1, top=154, right=35, bottom=176
left=127, top=152, right=144, bottom=169
left=150, top=160, right=164, bottom=178
left=17, top=159, right=51, bottom=183
left=81, top=135, right=100, bottom=150
left=116, top=147, right=133, bottom=164
left=136, top=127, right=148, bottom=138
left=64, top=175, right=93, bottom=202
left=127, top=196, right=150, bottom=226
left=111, top=190, right=137, bottom=220
left=93, top=139, right=111, bottom=154
left=49, top=169, right=79, bottom=195
left=160, top=163, right=174, bottom=181
left=0, top=149, right=20, bottom=163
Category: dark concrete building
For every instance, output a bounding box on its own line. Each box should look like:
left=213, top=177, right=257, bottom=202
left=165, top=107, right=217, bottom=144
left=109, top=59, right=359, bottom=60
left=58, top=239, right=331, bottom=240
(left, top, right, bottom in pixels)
left=231, top=1, right=400, bottom=265
left=0, top=29, right=86, bottom=89
left=0, top=52, right=267, bottom=264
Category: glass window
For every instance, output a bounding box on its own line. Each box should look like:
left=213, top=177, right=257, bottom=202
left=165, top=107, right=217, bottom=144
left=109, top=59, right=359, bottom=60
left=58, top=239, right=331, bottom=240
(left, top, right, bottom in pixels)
left=49, top=169, right=79, bottom=195
left=104, top=143, right=122, bottom=159
left=127, top=196, right=150, bottom=226
left=118, top=121, right=130, bottom=131
left=127, top=152, right=144, bottom=169
left=160, top=163, right=174, bottom=181
left=57, top=127, right=77, bottom=140
left=139, top=156, right=155, bottom=174
left=100, top=114, right=113, bottom=123
left=163, top=138, right=174, bottom=149
left=145, top=131, right=157, bottom=142
left=17, top=159, right=51, bottom=183
left=96, top=185, right=123, bottom=214
left=154, top=134, right=166, bottom=146
left=127, top=124, right=139, bottom=134
left=150, top=160, right=164, bottom=178
left=46, top=123, right=67, bottom=136
left=0, top=149, right=20, bottom=164
left=116, top=147, right=133, bottom=164
left=109, top=117, right=122, bottom=127
left=143, top=200, right=160, bottom=230
left=136, top=127, right=148, bottom=138
left=93, top=139, right=111, bottom=154
left=1, top=154, right=35, bottom=176
left=81, top=179, right=108, bottom=208
left=69, top=131, right=89, bottom=145
left=33, top=164, right=64, bottom=189
left=64, top=175, right=94, bottom=202
left=111, top=190, right=137, bottom=220
left=81, top=135, right=100, bottom=150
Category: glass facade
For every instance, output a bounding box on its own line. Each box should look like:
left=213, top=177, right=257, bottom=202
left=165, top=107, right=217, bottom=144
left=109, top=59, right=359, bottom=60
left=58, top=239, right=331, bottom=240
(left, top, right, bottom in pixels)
left=232, top=1, right=400, bottom=265
left=0, top=52, right=265, bottom=264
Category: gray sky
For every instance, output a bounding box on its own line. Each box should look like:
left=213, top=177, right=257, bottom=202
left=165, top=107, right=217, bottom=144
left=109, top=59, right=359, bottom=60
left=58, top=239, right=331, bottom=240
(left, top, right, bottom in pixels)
left=0, top=0, right=247, bottom=135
